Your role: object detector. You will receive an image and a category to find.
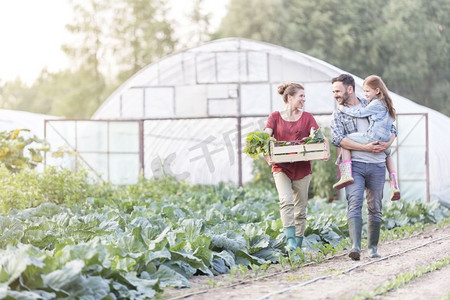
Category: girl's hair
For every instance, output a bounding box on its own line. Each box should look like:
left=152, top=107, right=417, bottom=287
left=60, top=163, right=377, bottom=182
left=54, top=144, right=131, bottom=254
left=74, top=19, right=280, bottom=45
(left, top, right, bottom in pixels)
left=277, top=82, right=304, bottom=104
left=363, top=75, right=396, bottom=119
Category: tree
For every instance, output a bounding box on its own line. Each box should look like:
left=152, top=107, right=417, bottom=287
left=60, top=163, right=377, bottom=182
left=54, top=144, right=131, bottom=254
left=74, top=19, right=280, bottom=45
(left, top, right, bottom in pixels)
left=63, top=0, right=110, bottom=79
left=376, top=0, right=450, bottom=116
left=31, top=68, right=112, bottom=118
left=1, top=0, right=179, bottom=118
left=0, top=129, right=49, bottom=173
left=213, top=0, right=287, bottom=45
left=62, top=0, right=110, bottom=115
left=0, top=79, right=44, bottom=113
left=214, top=0, right=387, bottom=73
left=111, top=0, right=177, bottom=81
left=214, top=0, right=450, bottom=116
left=185, top=0, right=212, bottom=47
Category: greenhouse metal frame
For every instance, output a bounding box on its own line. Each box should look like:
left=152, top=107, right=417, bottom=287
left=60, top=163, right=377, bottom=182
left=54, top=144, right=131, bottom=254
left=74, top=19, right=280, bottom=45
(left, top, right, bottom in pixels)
left=44, top=112, right=430, bottom=202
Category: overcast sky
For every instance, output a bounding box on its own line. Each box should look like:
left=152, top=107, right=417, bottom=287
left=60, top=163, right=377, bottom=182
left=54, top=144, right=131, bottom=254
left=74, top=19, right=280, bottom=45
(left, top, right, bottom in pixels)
left=0, top=0, right=228, bottom=84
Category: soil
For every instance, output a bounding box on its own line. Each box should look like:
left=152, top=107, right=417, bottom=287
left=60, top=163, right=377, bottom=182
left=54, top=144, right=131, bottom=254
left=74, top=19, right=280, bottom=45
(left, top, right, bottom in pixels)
left=161, top=224, right=450, bottom=300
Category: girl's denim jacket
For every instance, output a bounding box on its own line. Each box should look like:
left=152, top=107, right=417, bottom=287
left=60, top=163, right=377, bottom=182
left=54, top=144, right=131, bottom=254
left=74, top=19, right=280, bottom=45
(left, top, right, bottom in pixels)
left=331, top=98, right=397, bottom=147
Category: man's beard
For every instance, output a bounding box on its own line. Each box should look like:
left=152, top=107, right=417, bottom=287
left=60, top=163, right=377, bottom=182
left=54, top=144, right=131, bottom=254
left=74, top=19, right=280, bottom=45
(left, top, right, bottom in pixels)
left=339, top=91, right=350, bottom=105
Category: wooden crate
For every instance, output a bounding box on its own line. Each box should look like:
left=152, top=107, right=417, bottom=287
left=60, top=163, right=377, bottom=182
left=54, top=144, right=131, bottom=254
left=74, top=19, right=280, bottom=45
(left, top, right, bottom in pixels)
left=269, top=141, right=327, bottom=163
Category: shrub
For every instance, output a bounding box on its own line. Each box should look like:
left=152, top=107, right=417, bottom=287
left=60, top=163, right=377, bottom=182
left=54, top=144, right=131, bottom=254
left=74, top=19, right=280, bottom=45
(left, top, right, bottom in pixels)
left=0, top=165, right=98, bottom=213
left=0, top=129, right=49, bottom=173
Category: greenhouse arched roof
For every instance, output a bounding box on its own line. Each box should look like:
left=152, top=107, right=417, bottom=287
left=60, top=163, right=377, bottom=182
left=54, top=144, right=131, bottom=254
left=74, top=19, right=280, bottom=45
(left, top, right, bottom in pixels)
left=93, top=38, right=347, bottom=119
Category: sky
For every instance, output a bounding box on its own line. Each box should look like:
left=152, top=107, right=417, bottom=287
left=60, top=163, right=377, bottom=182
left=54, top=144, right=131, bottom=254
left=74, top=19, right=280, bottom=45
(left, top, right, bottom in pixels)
left=0, top=0, right=228, bottom=84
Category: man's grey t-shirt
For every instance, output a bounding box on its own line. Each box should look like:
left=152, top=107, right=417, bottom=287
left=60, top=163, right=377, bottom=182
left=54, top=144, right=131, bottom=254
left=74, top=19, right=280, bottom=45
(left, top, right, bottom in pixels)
left=351, top=114, right=386, bottom=164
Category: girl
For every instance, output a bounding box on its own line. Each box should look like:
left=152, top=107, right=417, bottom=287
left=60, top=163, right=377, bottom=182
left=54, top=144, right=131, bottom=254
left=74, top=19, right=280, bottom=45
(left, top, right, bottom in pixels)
left=333, top=75, right=400, bottom=201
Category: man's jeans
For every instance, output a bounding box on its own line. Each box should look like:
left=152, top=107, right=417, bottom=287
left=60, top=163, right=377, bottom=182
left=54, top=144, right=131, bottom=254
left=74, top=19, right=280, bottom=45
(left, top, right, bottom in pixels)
left=273, top=172, right=311, bottom=237
left=345, top=161, right=385, bottom=223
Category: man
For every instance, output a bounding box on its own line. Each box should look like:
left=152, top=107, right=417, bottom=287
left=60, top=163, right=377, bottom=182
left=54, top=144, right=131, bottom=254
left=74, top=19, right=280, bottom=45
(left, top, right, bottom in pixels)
left=330, top=74, right=396, bottom=260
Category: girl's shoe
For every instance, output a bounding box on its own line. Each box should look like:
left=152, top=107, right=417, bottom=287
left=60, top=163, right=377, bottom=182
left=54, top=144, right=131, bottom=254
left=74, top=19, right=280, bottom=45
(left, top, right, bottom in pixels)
left=390, top=172, right=400, bottom=201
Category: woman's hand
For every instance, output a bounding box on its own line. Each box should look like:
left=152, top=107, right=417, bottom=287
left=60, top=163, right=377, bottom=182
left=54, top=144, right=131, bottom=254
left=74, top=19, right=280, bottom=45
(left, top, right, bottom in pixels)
left=322, top=138, right=331, bottom=161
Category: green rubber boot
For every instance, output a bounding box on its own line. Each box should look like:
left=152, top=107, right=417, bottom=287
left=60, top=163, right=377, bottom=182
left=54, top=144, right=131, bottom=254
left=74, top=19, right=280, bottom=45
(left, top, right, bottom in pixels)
left=283, top=226, right=297, bottom=251
left=295, top=236, right=303, bottom=249
left=367, top=221, right=381, bottom=258
left=348, top=217, right=362, bottom=261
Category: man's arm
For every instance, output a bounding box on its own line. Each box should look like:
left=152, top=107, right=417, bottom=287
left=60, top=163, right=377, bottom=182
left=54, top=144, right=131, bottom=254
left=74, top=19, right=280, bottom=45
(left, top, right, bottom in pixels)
left=339, top=137, right=377, bottom=152
left=330, top=111, right=347, bottom=147
left=375, top=133, right=396, bottom=152
left=340, top=133, right=396, bottom=153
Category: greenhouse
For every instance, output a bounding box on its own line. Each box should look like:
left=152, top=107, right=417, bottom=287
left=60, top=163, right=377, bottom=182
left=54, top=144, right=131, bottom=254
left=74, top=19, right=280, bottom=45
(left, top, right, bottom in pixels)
left=43, top=38, right=450, bottom=205
left=0, top=109, right=58, bottom=139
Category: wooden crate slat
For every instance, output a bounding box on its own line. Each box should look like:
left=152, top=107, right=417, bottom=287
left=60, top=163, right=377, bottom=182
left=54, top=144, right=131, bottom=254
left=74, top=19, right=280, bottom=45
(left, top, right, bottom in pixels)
left=272, top=145, right=302, bottom=154
left=269, top=141, right=327, bottom=163
left=271, top=151, right=327, bottom=163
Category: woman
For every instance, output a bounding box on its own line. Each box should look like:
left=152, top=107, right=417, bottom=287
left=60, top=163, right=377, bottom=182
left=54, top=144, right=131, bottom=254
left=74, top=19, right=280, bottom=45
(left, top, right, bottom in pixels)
left=265, top=82, right=330, bottom=251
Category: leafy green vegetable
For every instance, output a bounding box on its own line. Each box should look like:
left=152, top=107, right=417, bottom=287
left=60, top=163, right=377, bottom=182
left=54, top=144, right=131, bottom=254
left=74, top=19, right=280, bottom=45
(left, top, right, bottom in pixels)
left=302, top=127, right=325, bottom=144
left=272, top=127, right=324, bottom=147
left=243, top=131, right=274, bottom=159
left=0, top=164, right=448, bottom=299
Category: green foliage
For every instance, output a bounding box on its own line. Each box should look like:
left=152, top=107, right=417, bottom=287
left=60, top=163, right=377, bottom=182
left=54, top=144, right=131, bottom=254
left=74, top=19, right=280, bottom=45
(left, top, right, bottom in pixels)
left=0, top=166, right=43, bottom=213
left=0, top=79, right=43, bottom=113
left=244, top=157, right=275, bottom=190
left=0, top=166, right=98, bottom=213
left=356, top=255, right=450, bottom=299
left=380, top=223, right=426, bottom=241
left=302, top=127, right=325, bottom=144
left=243, top=131, right=274, bottom=159
left=0, top=129, right=49, bottom=173
left=111, top=0, right=177, bottom=81
left=215, top=0, right=450, bottom=117
left=0, top=70, right=111, bottom=118
left=310, top=128, right=338, bottom=200
left=185, top=0, right=212, bottom=47
left=0, top=167, right=448, bottom=298
left=377, top=0, right=450, bottom=116
left=2, top=0, right=449, bottom=118
left=61, top=0, right=117, bottom=118
left=0, top=0, right=177, bottom=119
left=246, top=128, right=337, bottom=200
left=212, top=0, right=287, bottom=44
left=383, top=199, right=448, bottom=229
left=46, top=68, right=109, bottom=118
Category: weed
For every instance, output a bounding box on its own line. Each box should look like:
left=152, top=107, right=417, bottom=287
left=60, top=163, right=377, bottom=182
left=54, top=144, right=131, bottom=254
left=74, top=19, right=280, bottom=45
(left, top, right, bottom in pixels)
left=355, top=255, right=450, bottom=299
left=204, top=279, right=224, bottom=288
left=285, top=273, right=310, bottom=281
left=437, top=217, right=450, bottom=228
left=250, top=262, right=270, bottom=277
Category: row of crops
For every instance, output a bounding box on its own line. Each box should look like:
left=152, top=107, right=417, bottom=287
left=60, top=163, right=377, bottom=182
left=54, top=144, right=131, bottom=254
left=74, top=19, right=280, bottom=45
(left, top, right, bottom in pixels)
left=1, top=164, right=449, bottom=299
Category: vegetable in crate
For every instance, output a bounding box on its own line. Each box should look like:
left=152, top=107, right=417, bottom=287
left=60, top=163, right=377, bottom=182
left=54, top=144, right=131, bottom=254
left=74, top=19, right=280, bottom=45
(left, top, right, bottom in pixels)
left=302, top=127, right=325, bottom=144
left=273, top=127, right=324, bottom=147
left=243, top=131, right=274, bottom=159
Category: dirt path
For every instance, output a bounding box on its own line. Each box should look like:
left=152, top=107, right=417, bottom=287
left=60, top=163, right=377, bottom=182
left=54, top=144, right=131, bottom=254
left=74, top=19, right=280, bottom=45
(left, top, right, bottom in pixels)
left=162, top=224, right=450, bottom=300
